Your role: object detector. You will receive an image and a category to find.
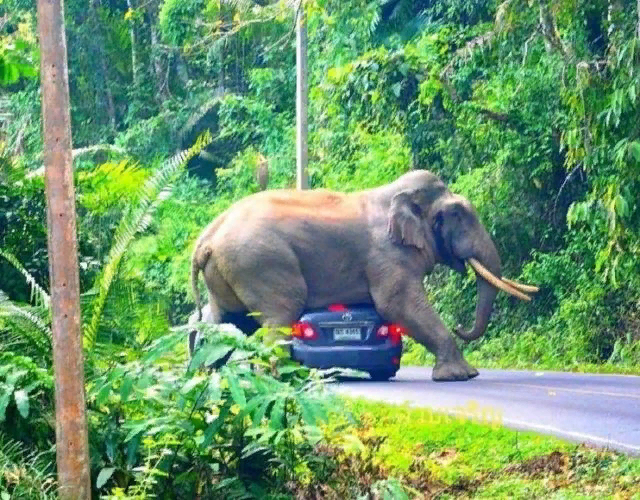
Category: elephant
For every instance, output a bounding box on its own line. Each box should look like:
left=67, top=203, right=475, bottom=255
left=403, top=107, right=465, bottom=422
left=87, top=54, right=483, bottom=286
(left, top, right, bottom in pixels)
left=189, top=169, right=539, bottom=381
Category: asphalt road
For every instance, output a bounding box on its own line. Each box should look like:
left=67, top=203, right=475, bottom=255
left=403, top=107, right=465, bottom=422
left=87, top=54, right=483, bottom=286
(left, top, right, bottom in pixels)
left=333, top=366, right=640, bottom=456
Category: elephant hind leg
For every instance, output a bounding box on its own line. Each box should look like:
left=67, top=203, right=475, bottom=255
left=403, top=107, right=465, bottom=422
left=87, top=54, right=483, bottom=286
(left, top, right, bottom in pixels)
left=232, top=282, right=307, bottom=331
left=217, top=242, right=308, bottom=330
left=228, top=267, right=307, bottom=332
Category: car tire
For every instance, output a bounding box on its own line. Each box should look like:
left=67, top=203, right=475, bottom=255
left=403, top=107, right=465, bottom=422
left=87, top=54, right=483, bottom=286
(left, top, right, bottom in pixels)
left=368, top=370, right=396, bottom=381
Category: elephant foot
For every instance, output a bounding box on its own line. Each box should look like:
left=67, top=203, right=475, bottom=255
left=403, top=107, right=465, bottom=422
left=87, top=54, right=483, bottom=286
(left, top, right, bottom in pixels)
left=432, top=358, right=479, bottom=382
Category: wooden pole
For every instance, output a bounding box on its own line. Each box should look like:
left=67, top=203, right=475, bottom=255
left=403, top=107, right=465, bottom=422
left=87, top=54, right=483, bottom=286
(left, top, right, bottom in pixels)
left=35, top=0, right=92, bottom=497
left=296, top=0, right=309, bottom=190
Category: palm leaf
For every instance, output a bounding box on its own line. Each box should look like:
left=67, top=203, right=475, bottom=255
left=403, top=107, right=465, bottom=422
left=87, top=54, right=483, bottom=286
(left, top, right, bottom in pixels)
left=0, top=433, right=57, bottom=499
left=83, top=131, right=213, bottom=350
left=0, top=290, right=52, bottom=355
left=0, top=249, right=50, bottom=310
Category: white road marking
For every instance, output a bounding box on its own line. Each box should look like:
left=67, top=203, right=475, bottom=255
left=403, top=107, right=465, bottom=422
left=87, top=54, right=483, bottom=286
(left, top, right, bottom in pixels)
left=500, top=417, right=640, bottom=455
left=487, top=382, right=640, bottom=399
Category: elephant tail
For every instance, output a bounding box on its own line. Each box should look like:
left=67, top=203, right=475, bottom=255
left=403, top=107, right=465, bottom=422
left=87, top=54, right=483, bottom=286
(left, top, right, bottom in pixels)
left=191, top=244, right=212, bottom=322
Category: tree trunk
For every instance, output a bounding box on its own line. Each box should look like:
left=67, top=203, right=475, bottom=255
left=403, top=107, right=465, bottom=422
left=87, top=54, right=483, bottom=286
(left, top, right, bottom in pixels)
left=127, top=0, right=140, bottom=88
left=175, top=52, right=190, bottom=87
left=91, top=0, right=116, bottom=132
left=148, top=0, right=170, bottom=102
left=100, top=52, right=117, bottom=131
left=35, top=0, right=92, bottom=495
left=637, top=0, right=640, bottom=39
left=538, top=1, right=572, bottom=60
left=150, top=24, right=170, bottom=101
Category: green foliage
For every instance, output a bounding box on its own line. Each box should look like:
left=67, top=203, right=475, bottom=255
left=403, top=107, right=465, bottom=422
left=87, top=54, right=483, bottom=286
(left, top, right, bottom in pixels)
left=83, top=131, right=213, bottom=349
left=319, top=45, right=423, bottom=131
left=311, top=123, right=412, bottom=190
left=341, top=398, right=640, bottom=498
left=87, top=324, right=339, bottom=498
left=0, top=345, right=54, bottom=450
left=4, top=0, right=640, bottom=495
left=0, top=434, right=56, bottom=499
left=158, top=0, right=206, bottom=46
left=0, top=12, right=39, bottom=86
left=0, top=175, right=49, bottom=303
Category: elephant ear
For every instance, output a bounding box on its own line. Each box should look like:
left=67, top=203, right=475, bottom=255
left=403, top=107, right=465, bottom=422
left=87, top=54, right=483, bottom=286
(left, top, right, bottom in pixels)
left=387, top=190, right=428, bottom=250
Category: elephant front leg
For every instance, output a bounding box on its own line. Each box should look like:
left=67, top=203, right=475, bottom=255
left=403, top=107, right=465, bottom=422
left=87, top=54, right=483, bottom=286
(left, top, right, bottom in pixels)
left=371, top=282, right=478, bottom=382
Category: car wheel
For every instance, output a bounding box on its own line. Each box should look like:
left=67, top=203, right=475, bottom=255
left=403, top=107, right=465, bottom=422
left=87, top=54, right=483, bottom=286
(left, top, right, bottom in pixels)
left=368, top=370, right=396, bottom=381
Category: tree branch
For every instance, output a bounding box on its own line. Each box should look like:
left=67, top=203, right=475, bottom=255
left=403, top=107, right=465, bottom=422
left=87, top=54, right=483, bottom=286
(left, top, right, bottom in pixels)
left=637, top=0, right=640, bottom=40
left=472, top=106, right=527, bottom=133
left=27, top=144, right=127, bottom=179
left=538, top=1, right=573, bottom=61
left=438, top=0, right=513, bottom=102
left=553, top=163, right=583, bottom=224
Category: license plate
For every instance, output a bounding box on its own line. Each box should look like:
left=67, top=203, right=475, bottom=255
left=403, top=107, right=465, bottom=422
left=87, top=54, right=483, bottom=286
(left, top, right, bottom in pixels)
left=333, top=327, right=361, bottom=341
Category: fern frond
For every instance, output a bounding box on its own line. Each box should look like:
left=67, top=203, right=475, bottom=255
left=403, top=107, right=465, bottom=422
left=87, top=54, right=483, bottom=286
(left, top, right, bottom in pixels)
left=0, top=290, right=52, bottom=352
left=369, top=7, right=381, bottom=35
left=220, top=0, right=261, bottom=11
left=83, top=131, right=213, bottom=350
left=0, top=249, right=50, bottom=310
left=0, top=433, right=56, bottom=498
left=178, top=98, right=222, bottom=150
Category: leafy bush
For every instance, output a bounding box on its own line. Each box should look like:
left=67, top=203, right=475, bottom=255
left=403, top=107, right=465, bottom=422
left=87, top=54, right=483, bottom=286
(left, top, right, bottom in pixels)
left=87, top=324, right=339, bottom=498
left=0, top=434, right=56, bottom=500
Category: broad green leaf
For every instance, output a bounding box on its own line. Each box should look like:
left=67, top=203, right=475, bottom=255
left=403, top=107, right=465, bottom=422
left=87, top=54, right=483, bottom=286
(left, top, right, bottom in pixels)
left=126, top=434, right=141, bottom=467
left=236, top=394, right=264, bottom=422
left=300, top=398, right=319, bottom=426
left=6, top=369, right=27, bottom=387
left=276, top=364, right=303, bottom=376
left=269, top=397, right=285, bottom=430
left=226, top=374, right=246, bottom=407
left=106, top=438, right=117, bottom=463
left=120, top=376, right=134, bottom=402
left=14, top=390, right=29, bottom=418
left=202, top=404, right=231, bottom=447
left=628, top=141, right=640, bottom=163
left=180, top=375, right=205, bottom=394
left=391, top=82, right=402, bottom=98
left=124, top=421, right=152, bottom=442
left=204, top=345, right=234, bottom=367
left=107, top=366, right=125, bottom=382
left=96, top=467, right=116, bottom=489
left=252, top=396, right=275, bottom=428
left=96, top=382, right=112, bottom=406
left=615, top=195, right=629, bottom=218
left=0, top=392, right=11, bottom=422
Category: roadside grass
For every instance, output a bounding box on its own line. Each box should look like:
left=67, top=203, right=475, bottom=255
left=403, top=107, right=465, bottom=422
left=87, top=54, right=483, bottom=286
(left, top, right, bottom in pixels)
left=402, top=339, right=640, bottom=376
left=308, top=398, right=640, bottom=499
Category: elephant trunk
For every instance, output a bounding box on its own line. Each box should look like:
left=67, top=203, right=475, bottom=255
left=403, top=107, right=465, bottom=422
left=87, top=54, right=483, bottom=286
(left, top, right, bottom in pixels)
left=454, top=238, right=501, bottom=342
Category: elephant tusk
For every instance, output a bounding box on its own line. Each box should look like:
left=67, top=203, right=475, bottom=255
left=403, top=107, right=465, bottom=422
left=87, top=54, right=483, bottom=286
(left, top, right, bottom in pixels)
left=467, top=258, right=532, bottom=302
left=502, top=278, right=540, bottom=294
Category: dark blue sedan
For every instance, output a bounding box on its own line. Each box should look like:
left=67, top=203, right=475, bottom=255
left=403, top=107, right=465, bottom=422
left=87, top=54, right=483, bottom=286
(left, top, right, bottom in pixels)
left=288, top=303, right=405, bottom=381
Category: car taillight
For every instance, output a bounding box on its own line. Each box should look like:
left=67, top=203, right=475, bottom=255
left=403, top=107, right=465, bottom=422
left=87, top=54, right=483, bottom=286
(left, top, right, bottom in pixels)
left=376, top=323, right=406, bottom=346
left=327, top=303, right=348, bottom=312
left=291, top=322, right=318, bottom=340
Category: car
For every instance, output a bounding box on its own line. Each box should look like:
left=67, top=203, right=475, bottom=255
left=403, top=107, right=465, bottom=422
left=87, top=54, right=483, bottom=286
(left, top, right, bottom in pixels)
left=288, top=303, right=405, bottom=381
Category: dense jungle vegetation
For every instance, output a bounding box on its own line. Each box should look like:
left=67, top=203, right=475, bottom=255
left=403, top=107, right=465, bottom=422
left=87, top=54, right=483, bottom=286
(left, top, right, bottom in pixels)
left=2, top=0, right=640, bottom=497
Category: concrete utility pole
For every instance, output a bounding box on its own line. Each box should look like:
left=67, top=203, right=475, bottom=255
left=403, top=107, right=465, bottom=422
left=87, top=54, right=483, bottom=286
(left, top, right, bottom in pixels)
left=36, top=0, right=92, bottom=497
left=295, top=0, right=309, bottom=190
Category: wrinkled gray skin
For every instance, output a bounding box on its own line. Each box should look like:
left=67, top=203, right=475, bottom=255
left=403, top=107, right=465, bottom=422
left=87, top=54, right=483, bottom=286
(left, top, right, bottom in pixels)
left=190, top=170, right=504, bottom=381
